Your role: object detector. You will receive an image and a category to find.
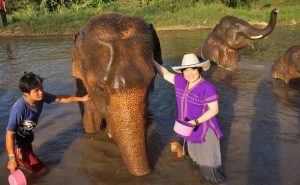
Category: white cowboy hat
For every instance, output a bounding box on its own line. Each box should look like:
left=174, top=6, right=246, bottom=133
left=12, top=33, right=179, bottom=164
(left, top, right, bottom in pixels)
left=171, top=53, right=210, bottom=73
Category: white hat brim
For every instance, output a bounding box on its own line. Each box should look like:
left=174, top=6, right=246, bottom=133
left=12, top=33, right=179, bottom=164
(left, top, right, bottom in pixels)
left=171, top=60, right=210, bottom=73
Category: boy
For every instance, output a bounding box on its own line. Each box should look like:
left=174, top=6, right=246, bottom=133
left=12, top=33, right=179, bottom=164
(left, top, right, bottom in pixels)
left=6, top=72, right=89, bottom=175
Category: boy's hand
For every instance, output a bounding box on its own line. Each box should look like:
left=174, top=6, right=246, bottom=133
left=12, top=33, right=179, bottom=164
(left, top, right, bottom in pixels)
left=7, top=159, right=17, bottom=174
left=81, top=94, right=90, bottom=102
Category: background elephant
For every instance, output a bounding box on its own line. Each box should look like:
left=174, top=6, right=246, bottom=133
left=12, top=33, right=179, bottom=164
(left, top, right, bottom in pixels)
left=72, top=12, right=162, bottom=176
left=195, top=8, right=278, bottom=70
left=272, top=45, right=300, bottom=84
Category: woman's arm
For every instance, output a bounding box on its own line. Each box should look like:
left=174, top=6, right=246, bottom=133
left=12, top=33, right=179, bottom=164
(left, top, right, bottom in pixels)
left=189, top=101, right=219, bottom=125
left=55, top=94, right=90, bottom=103
left=152, top=60, right=175, bottom=84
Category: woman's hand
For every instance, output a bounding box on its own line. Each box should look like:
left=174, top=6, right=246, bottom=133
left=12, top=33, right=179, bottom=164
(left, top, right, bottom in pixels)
left=188, top=120, right=198, bottom=126
left=7, top=159, right=17, bottom=174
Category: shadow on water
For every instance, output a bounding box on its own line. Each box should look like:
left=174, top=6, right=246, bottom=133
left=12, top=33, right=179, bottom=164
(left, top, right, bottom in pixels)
left=27, top=120, right=83, bottom=184
left=147, top=57, right=178, bottom=169
left=247, top=79, right=281, bottom=185
left=6, top=43, right=15, bottom=62
left=0, top=42, right=15, bottom=63
left=205, top=65, right=238, bottom=175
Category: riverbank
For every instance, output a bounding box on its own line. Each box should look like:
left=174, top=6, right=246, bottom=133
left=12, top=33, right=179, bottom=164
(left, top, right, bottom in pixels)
left=0, top=2, right=299, bottom=37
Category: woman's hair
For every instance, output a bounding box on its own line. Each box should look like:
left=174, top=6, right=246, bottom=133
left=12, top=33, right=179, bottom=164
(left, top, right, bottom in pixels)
left=19, top=72, right=44, bottom=93
left=180, top=67, right=203, bottom=74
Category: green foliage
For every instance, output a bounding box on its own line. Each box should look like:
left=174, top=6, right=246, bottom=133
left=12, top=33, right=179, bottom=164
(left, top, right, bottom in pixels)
left=137, top=0, right=199, bottom=12
left=2, top=0, right=300, bottom=36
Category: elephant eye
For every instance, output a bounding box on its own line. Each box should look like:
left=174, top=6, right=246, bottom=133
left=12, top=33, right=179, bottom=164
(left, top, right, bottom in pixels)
left=235, top=23, right=242, bottom=29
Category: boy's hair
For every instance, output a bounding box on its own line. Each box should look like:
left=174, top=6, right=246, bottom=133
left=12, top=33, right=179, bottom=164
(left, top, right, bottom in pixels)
left=19, top=72, right=44, bottom=93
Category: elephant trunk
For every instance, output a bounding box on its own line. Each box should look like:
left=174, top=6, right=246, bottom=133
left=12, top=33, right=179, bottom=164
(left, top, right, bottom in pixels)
left=107, top=88, right=150, bottom=176
left=244, top=8, right=278, bottom=39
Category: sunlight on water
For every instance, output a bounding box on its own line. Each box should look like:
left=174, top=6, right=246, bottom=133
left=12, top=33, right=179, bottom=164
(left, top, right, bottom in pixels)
left=0, top=26, right=299, bottom=185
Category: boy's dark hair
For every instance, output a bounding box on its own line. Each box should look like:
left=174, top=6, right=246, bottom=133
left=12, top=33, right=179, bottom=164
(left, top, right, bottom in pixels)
left=19, top=72, right=44, bottom=93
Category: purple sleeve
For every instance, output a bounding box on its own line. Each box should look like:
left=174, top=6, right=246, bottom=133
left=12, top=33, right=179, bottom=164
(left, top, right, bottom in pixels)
left=204, top=83, right=219, bottom=103
left=44, top=92, right=57, bottom=104
left=174, top=74, right=185, bottom=87
left=6, top=106, right=23, bottom=132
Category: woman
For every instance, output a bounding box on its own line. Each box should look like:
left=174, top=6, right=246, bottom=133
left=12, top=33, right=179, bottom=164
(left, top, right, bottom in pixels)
left=152, top=53, right=226, bottom=184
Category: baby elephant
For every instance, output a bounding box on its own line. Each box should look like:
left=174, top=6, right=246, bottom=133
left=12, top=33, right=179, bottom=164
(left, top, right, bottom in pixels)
left=272, top=46, right=300, bottom=84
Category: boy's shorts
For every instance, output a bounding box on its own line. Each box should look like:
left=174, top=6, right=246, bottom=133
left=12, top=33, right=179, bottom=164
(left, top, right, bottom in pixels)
left=15, top=145, right=47, bottom=174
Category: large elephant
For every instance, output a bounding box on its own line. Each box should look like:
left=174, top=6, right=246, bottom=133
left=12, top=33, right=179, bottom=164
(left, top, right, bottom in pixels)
left=72, top=12, right=162, bottom=176
left=195, top=8, right=278, bottom=70
left=272, top=45, right=300, bottom=84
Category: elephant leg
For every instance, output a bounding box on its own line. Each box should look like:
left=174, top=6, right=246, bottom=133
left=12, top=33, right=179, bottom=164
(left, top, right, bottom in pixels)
left=82, top=104, right=102, bottom=133
left=107, top=88, right=150, bottom=176
left=218, top=47, right=239, bottom=70
left=226, top=48, right=239, bottom=69
left=74, top=77, right=102, bottom=133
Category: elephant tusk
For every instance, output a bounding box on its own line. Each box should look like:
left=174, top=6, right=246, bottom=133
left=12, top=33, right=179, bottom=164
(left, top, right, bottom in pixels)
left=250, top=35, right=263, bottom=39
left=107, top=131, right=113, bottom=139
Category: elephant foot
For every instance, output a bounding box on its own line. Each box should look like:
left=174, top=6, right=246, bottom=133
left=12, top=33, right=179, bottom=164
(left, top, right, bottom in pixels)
left=170, top=141, right=185, bottom=158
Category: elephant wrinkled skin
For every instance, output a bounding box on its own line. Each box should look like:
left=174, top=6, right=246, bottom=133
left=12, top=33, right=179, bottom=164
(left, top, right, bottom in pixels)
left=272, top=45, right=300, bottom=84
left=196, top=8, right=278, bottom=70
left=72, top=13, right=162, bottom=176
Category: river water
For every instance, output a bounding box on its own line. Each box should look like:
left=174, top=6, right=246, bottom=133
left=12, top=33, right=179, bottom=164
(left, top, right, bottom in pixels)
left=0, top=26, right=300, bottom=185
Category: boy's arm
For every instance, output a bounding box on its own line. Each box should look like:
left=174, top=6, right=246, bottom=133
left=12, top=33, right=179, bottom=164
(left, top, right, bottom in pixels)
left=55, top=94, right=90, bottom=103
left=6, top=130, right=17, bottom=174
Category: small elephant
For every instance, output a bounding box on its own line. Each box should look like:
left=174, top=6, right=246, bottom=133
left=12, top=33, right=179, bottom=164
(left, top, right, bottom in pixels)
left=72, top=12, right=162, bottom=176
left=196, top=8, right=278, bottom=70
left=272, top=46, right=300, bottom=84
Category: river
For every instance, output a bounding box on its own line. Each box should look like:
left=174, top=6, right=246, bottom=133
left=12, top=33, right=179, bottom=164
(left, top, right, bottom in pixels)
left=0, top=25, right=300, bottom=185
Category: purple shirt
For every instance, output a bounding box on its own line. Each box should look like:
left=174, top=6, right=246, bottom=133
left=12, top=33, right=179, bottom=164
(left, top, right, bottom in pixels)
left=6, top=92, right=57, bottom=147
left=174, top=74, right=222, bottom=143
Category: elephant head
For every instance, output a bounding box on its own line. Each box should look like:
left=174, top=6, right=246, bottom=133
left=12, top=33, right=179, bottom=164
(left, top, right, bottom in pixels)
left=272, top=45, right=300, bottom=84
left=196, top=8, right=278, bottom=70
left=72, top=13, right=162, bottom=176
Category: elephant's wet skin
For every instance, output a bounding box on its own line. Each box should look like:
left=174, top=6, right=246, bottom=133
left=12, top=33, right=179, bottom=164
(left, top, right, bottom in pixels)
left=272, top=45, right=300, bottom=84
left=196, top=8, right=278, bottom=70
left=72, top=13, right=162, bottom=176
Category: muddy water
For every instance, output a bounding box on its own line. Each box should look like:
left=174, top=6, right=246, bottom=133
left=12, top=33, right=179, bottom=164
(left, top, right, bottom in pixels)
left=0, top=26, right=300, bottom=185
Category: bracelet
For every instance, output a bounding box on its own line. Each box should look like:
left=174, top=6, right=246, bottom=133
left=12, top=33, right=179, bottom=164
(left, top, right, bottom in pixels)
left=8, top=154, right=15, bottom=161
left=194, top=118, right=200, bottom=126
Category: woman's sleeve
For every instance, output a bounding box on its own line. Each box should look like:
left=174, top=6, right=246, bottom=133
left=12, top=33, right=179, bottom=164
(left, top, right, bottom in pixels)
left=174, top=74, right=184, bottom=87
left=204, top=83, right=219, bottom=103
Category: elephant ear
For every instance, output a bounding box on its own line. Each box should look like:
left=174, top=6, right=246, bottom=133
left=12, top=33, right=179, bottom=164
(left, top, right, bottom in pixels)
left=148, top=23, right=163, bottom=65
left=73, top=31, right=80, bottom=43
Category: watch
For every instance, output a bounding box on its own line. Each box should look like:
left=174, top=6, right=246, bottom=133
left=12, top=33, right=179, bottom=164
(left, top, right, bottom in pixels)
left=194, top=118, right=200, bottom=126
left=8, top=155, right=15, bottom=161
